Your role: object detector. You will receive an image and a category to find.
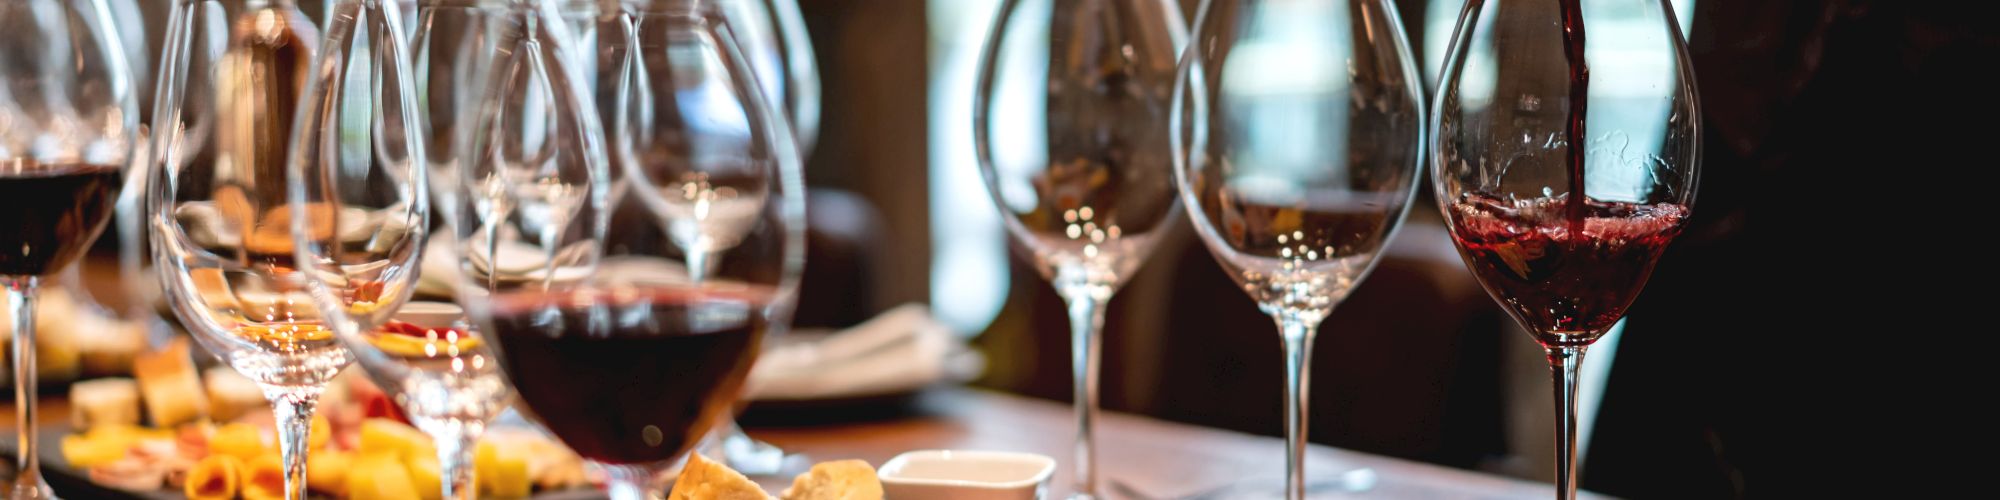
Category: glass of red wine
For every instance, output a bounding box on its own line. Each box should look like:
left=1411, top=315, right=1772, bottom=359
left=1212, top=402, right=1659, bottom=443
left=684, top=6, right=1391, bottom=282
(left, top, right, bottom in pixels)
left=1431, top=1, right=1699, bottom=498
left=0, top=1, right=139, bottom=496
left=448, top=0, right=805, bottom=497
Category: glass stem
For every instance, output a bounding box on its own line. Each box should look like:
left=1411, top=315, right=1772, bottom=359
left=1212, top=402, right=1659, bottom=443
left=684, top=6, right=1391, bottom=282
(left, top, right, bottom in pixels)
left=1548, top=345, right=1587, bottom=500
left=685, top=247, right=713, bottom=284
left=603, top=464, right=662, bottom=500
left=1056, top=279, right=1109, bottom=499
left=265, top=386, right=324, bottom=500
left=6, top=276, right=52, bottom=499
left=430, top=423, right=483, bottom=500
left=485, top=218, right=503, bottom=291
left=1274, top=312, right=1320, bottom=500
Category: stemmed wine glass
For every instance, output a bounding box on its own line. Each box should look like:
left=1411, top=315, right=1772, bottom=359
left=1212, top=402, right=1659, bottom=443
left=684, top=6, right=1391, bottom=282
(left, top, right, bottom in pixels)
left=393, top=2, right=597, bottom=497
left=1431, top=1, right=1699, bottom=498
left=0, top=1, right=138, bottom=497
left=972, top=0, right=1186, bottom=497
left=149, top=0, right=427, bottom=497
left=1172, top=0, right=1424, bottom=498
left=451, top=0, right=805, bottom=498
left=685, top=0, right=820, bottom=476
left=283, top=0, right=485, bottom=498
left=721, top=0, right=818, bottom=155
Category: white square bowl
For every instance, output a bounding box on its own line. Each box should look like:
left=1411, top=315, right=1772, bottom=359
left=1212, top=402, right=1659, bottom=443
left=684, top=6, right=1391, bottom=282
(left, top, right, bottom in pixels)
left=877, top=450, right=1056, bottom=500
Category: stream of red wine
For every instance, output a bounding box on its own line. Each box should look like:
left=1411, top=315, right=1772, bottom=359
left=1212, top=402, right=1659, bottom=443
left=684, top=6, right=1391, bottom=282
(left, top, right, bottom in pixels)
left=1559, top=0, right=1590, bottom=234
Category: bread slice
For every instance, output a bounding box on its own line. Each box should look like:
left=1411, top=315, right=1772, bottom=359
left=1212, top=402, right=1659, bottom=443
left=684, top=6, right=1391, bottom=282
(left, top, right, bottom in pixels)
left=133, top=337, right=210, bottom=426
left=69, top=377, right=141, bottom=430
left=780, top=460, right=882, bottom=500
left=669, top=453, right=771, bottom=500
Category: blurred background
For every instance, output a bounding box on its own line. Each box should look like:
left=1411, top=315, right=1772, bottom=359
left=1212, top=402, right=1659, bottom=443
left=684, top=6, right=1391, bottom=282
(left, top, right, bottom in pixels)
left=52, top=0, right=1990, bottom=498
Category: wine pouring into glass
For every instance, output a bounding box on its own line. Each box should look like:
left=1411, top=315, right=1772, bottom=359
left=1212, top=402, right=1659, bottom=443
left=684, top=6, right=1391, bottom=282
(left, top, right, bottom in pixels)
left=1431, top=0, right=1699, bottom=498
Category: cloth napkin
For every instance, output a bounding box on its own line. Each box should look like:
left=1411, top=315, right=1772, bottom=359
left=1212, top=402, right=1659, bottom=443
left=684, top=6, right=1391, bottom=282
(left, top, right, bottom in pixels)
left=747, top=304, right=980, bottom=401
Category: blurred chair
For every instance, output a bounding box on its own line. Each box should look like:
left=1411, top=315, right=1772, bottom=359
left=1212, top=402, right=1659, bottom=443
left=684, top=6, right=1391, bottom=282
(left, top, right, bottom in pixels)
left=795, top=188, right=887, bottom=329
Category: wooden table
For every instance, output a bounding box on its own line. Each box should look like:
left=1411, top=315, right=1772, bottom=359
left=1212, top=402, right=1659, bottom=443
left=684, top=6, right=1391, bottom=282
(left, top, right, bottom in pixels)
left=9, top=388, right=1598, bottom=499
left=752, top=388, right=1592, bottom=499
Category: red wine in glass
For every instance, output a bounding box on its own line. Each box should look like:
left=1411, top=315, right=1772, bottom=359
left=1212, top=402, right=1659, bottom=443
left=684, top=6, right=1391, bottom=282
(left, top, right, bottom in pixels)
left=0, top=162, right=123, bottom=276
left=1447, top=193, right=1686, bottom=347
left=487, top=286, right=769, bottom=465
left=1432, top=0, right=1700, bottom=497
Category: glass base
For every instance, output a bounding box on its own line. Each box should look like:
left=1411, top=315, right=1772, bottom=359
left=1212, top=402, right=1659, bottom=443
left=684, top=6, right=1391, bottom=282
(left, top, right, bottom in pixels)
left=1113, top=467, right=1377, bottom=500
left=8, top=477, right=57, bottom=500
left=698, top=421, right=811, bottom=478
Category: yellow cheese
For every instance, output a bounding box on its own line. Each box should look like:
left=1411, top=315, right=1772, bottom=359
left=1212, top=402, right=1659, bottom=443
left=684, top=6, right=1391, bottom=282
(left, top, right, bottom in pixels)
left=406, top=453, right=443, bottom=500
left=306, top=449, right=353, bottom=496
left=347, top=452, right=421, bottom=500
left=359, top=418, right=436, bottom=460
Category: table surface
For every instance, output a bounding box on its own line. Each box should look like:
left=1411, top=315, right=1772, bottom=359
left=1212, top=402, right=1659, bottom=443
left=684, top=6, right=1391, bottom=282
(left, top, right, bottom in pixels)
left=751, top=388, right=1593, bottom=499
left=7, top=387, right=1599, bottom=499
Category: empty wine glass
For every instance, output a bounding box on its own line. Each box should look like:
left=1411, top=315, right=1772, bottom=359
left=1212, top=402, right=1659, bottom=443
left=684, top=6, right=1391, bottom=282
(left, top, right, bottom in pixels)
left=1172, top=0, right=1425, bottom=498
left=1431, top=1, right=1699, bottom=498
left=0, top=0, right=138, bottom=496
left=284, top=0, right=474, bottom=498
left=449, top=1, right=805, bottom=497
left=148, top=0, right=425, bottom=496
left=722, top=0, right=817, bottom=155
left=973, top=0, right=1186, bottom=497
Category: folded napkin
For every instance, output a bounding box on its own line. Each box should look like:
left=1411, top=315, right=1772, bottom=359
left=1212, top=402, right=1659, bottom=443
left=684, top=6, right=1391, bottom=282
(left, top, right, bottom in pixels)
left=746, top=304, right=981, bottom=401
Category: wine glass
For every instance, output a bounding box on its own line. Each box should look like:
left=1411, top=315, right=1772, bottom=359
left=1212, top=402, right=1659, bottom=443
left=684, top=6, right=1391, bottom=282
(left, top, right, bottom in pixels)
left=451, top=0, right=805, bottom=497
left=283, top=0, right=475, bottom=498
left=148, top=0, right=424, bottom=496
left=399, top=3, right=578, bottom=498
left=972, top=0, right=1185, bottom=497
left=1431, top=0, right=1698, bottom=498
left=59, top=0, right=154, bottom=336
left=687, top=0, right=820, bottom=476
left=1172, top=0, right=1424, bottom=498
left=0, top=1, right=138, bottom=496
left=721, top=0, right=817, bottom=155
